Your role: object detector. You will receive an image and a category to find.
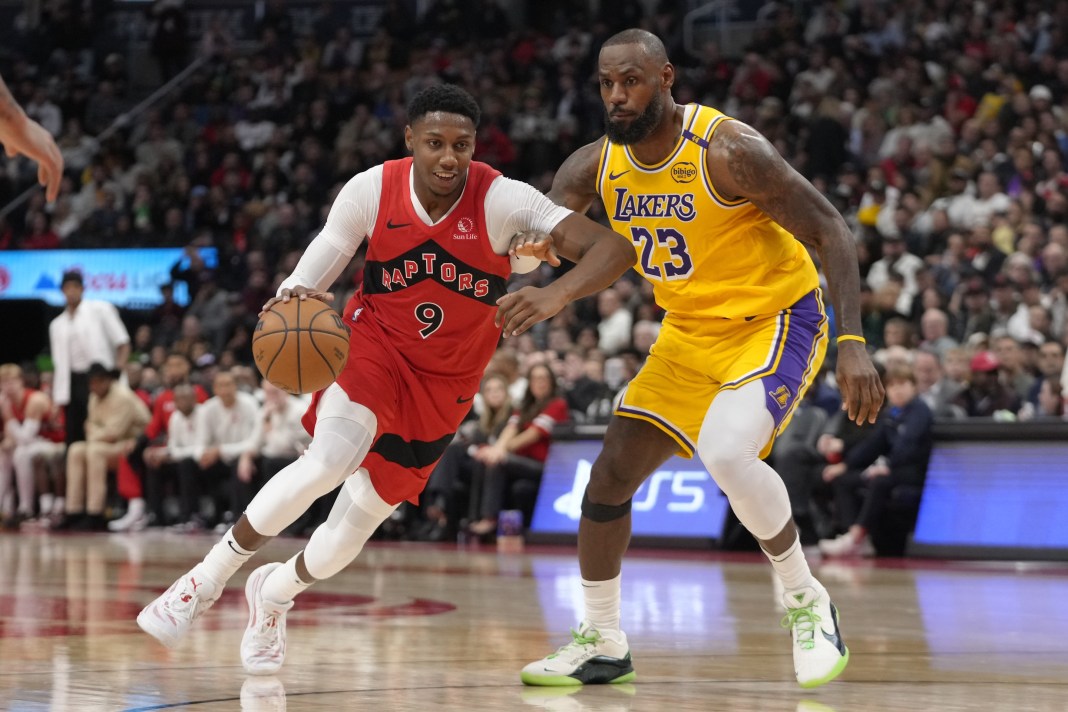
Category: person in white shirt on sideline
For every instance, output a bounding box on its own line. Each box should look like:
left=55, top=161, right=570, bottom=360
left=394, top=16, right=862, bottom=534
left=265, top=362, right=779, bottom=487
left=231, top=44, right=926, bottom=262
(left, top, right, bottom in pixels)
left=185, top=371, right=259, bottom=531
left=234, top=380, right=312, bottom=519
left=142, top=384, right=203, bottom=527
left=48, top=271, right=131, bottom=446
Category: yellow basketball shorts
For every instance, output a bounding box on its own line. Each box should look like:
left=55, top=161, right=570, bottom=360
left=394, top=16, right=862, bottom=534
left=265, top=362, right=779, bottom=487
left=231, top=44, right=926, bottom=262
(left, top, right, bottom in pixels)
left=616, top=289, right=828, bottom=459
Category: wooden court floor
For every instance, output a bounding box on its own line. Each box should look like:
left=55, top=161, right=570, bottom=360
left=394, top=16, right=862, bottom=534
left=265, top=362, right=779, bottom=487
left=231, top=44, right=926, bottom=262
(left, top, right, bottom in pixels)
left=0, top=532, right=1065, bottom=711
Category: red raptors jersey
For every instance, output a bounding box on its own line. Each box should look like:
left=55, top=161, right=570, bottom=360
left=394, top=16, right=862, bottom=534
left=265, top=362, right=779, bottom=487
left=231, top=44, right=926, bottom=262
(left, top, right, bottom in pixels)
left=348, top=158, right=511, bottom=380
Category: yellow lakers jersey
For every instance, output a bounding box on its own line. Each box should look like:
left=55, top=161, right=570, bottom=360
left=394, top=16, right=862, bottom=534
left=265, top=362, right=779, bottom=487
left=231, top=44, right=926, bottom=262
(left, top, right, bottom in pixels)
left=597, top=104, right=818, bottom=320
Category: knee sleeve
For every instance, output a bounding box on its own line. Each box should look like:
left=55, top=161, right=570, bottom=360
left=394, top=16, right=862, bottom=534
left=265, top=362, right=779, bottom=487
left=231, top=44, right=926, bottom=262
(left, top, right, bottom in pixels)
left=697, top=381, right=792, bottom=541
left=303, top=384, right=379, bottom=486
left=303, top=469, right=398, bottom=580
left=244, top=394, right=377, bottom=536
left=302, top=418, right=376, bottom=490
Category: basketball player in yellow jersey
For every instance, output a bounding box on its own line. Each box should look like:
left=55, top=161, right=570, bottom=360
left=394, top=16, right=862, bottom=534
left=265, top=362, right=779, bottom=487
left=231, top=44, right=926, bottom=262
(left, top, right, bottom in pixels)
left=514, top=29, right=884, bottom=689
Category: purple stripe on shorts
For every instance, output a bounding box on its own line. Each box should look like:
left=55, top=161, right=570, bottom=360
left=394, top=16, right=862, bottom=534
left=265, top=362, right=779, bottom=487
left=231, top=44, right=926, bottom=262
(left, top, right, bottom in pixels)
left=761, top=289, right=826, bottom=428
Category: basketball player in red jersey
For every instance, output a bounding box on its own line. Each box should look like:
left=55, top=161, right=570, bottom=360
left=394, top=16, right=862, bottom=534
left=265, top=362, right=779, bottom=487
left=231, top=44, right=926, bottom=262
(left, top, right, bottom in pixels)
left=138, top=84, right=637, bottom=673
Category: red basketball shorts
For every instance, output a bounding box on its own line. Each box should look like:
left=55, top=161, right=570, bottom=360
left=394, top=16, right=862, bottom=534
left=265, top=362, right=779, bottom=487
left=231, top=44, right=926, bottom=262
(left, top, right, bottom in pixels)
left=302, top=320, right=481, bottom=506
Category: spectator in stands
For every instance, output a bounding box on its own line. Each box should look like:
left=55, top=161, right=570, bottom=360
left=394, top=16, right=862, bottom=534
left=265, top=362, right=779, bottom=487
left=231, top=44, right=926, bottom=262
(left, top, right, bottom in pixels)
left=142, top=383, right=200, bottom=527
left=467, top=364, right=569, bottom=537
left=560, top=348, right=613, bottom=422
left=420, top=373, right=514, bottom=542
left=866, top=234, right=924, bottom=315
left=234, top=381, right=310, bottom=518
left=918, top=308, right=959, bottom=358
left=1008, top=275, right=1052, bottom=343
left=912, top=349, right=964, bottom=418
left=596, top=287, right=633, bottom=356
left=1025, top=341, right=1065, bottom=409
left=23, top=372, right=67, bottom=529
left=820, top=364, right=933, bottom=557
left=111, top=352, right=208, bottom=531
left=992, top=334, right=1036, bottom=402
left=192, top=370, right=259, bottom=530
left=950, top=171, right=1013, bottom=230
left=485, top=349, right=527, bottom=403
left=1030, top=376, right=1063, bottom=420
left=0, top=364, right=53, bottom=527
left=769, top=389, right=830, bottom=544
left=953, top=350, right=1021, bottom=418
left=61, top=364, right=149, bottom=531
left=953, top=278, right=997, bottom=343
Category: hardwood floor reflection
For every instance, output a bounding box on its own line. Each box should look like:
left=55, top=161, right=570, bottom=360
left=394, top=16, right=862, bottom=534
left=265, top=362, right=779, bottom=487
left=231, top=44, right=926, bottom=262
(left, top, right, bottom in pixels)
left=0, top=532, right=1065, bottom=711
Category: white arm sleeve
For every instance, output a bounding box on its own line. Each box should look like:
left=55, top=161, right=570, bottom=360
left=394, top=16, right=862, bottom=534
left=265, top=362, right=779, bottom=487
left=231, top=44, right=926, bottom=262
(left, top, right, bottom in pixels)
left=484, top=176, right=574, bottom=274
left=6, top=419, right=41, bottom=445
left=279, top=165, right=384, bottom=293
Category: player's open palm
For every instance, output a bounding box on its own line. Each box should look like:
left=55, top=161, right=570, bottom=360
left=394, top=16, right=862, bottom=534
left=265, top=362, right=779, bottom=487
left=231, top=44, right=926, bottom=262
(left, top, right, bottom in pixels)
left=836, top=342, right=884, bottom=424
left=495, top=286, right=568, bottom=337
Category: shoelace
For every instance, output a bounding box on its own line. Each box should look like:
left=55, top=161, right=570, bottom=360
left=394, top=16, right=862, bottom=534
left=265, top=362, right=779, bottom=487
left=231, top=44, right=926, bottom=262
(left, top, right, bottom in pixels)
left=250, top=608, right=285, bottom=651
left=547, top=627, right=601, bottom=660
left=781, top=604, right=822, bottom=650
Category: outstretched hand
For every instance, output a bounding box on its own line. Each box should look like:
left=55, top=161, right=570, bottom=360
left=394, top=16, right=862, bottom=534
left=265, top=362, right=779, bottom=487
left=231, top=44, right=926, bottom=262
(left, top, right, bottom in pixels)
left=836, top=341, right=884, bottom=425
left=260, top=286, right=335, bottom=316
left=1, top=117, right=64, bottom=202
left=495, top=286, right=568, bottom=337
left=509, top=231, right=561, bottom=267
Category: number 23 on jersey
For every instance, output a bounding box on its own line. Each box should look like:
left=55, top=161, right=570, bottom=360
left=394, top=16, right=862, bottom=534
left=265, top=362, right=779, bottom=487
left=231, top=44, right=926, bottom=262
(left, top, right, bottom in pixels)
left=630, top=226, right=694, bottom=281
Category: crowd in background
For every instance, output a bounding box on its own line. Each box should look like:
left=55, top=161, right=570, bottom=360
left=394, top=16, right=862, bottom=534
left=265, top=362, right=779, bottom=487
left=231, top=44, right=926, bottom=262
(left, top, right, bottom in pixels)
left=2, top=0, right=1068, bottom=552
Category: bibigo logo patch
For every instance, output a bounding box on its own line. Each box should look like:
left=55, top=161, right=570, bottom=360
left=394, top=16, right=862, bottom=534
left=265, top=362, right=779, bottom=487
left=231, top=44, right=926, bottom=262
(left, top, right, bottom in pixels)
left=670, top=162, right=698, bottom=183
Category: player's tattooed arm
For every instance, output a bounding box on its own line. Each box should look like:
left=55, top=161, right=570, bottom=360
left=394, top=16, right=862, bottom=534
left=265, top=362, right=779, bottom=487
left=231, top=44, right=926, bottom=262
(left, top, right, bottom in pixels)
left=537, top=138, right=611, bottom=266
left=547, top=138, right=605, bottom=215
left=710, top=120, right=864, bottom=336
left=709, top=121, right=884, bottom=424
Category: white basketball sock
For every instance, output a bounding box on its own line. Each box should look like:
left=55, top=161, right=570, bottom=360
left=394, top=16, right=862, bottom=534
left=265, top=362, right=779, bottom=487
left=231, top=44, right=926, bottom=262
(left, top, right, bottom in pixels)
left=197, top=526, right=254, bottom=587
left=260, top=554, right=313, bottom=605
left=766, top=533, right=815, bottom=592
left=583, top=573, right=623, bottom=641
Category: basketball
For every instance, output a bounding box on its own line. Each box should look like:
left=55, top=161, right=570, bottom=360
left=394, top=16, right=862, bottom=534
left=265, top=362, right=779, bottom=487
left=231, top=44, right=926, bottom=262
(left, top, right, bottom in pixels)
left=252, top=298, right=350, bottom=395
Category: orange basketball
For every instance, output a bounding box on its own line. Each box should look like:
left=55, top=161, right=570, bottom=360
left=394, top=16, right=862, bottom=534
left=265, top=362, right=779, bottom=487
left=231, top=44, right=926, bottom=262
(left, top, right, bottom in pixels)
left=252, top=298, right=350, bottom=395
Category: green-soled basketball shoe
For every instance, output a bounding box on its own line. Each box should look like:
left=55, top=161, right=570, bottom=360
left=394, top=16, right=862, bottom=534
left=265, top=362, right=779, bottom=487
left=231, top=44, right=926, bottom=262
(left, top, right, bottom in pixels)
left=521, top=622, right=636, bottom=686
left=782, top=583, right=850, bottom=688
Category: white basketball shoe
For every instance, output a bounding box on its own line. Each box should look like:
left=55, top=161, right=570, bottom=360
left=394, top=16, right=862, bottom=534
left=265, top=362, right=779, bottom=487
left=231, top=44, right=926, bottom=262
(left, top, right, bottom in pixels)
left=521, top=621, right=635, bottom=686
left=781, top=582, right=850, bottom=688
left=241, top=563, right=294, bottom=675
left=137, top=568, right=221, bottom=648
